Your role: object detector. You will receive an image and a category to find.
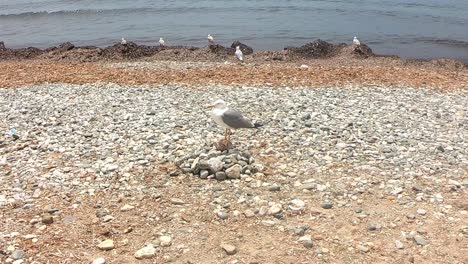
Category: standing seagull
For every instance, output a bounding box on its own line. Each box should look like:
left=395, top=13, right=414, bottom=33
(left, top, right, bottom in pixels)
left=353, top=36, right=361, bottom=46
left=159, top=37, right=166, bottom=47
left=209, top=100, right=262, bottom=143
left=235, top=46, right=243, bottom=62
left=121, top=38, right=127, bottom=45
left=207, top=34, right=214, bottom=44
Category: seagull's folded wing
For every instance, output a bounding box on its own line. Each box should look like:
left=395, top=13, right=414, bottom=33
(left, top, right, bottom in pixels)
left=222, top=109, right=255, bottom=128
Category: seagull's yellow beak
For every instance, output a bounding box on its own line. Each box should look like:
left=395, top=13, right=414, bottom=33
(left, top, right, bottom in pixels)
left=206, top=104, right=214, bottom=109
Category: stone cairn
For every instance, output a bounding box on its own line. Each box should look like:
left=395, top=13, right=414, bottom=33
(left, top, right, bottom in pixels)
left=176, top=147, right=262, bottom=180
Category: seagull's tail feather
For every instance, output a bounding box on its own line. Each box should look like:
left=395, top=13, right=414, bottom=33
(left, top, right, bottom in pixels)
left=253, top=123, right=263, bottom=128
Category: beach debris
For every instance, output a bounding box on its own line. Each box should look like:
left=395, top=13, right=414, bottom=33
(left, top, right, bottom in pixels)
left=121, top=38, right=127, bottom=45
left=235, top=46, right=244, bottom=62
left=353, top=36, right=361, bottom=46
left=10, top=128, right=19, bottom=141
left=159, top=38, right=166, bottom=47
left=299, top=64, right=309, bottom=70
left=208, top=34, right=215, bottom=44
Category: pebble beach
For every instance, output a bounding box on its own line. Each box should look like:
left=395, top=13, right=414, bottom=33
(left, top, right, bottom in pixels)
left=0, top=42, right=467, bottom=263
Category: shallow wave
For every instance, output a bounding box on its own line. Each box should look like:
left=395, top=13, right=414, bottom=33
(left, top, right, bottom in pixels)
left=0, top=8, right=155, bottom=18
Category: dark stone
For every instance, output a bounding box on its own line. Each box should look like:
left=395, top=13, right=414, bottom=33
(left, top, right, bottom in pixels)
left=353, top=43, right=374, bottom=57
left=0, top=41, right=5, bottom=50
left=57, top=42, right=75, bottom=52
left=231, top=41, right=253, bottom=55
left=288, top=39, right=342, bottom=58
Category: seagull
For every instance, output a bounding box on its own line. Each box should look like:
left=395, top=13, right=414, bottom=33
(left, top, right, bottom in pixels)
left=353, top=36, right=361, bottom=46
left=159, top=37, right=165, bottom=47
left=121, top=38, right=127, bottom=45
left=207, top=34, right=214, bottom=44
left=208, top=100, right=262, bottom=144
left=235, top=46, right=243, bottom=62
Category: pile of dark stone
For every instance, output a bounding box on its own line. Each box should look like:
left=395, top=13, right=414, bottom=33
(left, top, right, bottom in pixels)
left=209, top=41, right=254, bottom=56
left=176, top=147, right=261, bottom=180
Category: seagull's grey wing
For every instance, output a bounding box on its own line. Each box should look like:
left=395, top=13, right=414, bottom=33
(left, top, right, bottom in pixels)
left=222, top=108, right=254, bottom=129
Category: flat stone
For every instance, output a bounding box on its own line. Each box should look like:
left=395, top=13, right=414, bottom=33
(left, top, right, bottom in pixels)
left=221, top=243, right=237, bottom=255
left=120, top=204, right=135, bottom=212
left=102, top=215, right=114, bottom=222
left=416, top=208, right=426, bottom=215
left=97, top=239, right=114, bottom=250
left=170, top=198, right=185, bottom=205
left=207, top=158, right=224, bottom=173
left=134, top=244, right=157, bottom=259
left=413, top=235, right=428, bottom=246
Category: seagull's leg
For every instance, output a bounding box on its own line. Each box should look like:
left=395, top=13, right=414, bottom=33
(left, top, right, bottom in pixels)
left=227, top=129, right=232, bottom=143
left=224, top=128, right=229, bottom=141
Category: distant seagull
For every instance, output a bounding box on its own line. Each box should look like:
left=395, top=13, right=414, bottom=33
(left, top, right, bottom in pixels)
left=10, top=128, right=19, bottom=141
left=207, top=34, right=214, bottom=44
left=159, top=38, right=166, bottom=47
left=121, top=38, right=127, bottom=45
left=235, top=46, right=244, bottom=62
left=208, top=100, right=262, bottom=143
left=353, top=36, right=361, bottom=46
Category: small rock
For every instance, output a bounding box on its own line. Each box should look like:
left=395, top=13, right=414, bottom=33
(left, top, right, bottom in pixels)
left=268, top=204, right=282, bottom=215
left=395, top=240, right=404, bottom=249
left=120, top=204, right=135, bottom=212
left=217, top=211, right=229, bottom=220
left=367, top=223, right=381, bottom=231
left=416, top=208, right=426, bottom=215
left=208, top=158, right=224, bottom=173
left=92, top=257, right=106, bottom=264
left=215, top=172, right=227, bottom=180
left=170, top=198, right=185, bottom=205
left=357, top=245, right=369, bottom=252
left=298, top=235, right=313, bottom=248
left=134, top=244, right=157, bottom=259
left=299, top=64, right=309, bottom=70
left=289, top=199, right=305, bottom=212
left=200, top=170, right=209, bottom=178
left=321, top=201, right=333, bottom=209
left=268, top=185, right=281, bottom=192
left=159, top=236, right=172, bottom=247
left=97, top=239, right=114, bottom=250
left=226, top=164, right=241, bottom=179
left=244, top=209, right=255, bottom=218
left=221, top=243, right=237, bottom=255
left=96, top=208, right=109, bottom=218
left=102, top=215, right=114, bottom=222
left=413, top=235, right=428, bottom=246
left=42, top=215, right=53, bottom=225
left=11, top=250, right=25, bottom=260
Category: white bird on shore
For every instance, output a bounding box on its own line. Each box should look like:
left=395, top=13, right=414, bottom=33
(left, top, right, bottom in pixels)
left=207, top=34, right=214, bottom=44
left=353, top=36, right=360, bottom=46
left=208, top=100, right=262, bottom=144
left=121, top=38, right=127, bottom=45
left=159, top=38, right=165, bottom=47
left=235, top=46, right=243, bottom=62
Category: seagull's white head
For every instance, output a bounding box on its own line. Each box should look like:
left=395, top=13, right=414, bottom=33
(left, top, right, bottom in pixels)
left=354, top=36, right=357, bottom=39
left=209, top=99, right=227, bottom=109
left=208, top=34, right=212, bottom=38
left=236, top=46, right=241, bottom=50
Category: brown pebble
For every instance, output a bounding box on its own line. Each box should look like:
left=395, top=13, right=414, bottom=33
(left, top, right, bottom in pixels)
left=42, top=215, right=54, bottom=224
